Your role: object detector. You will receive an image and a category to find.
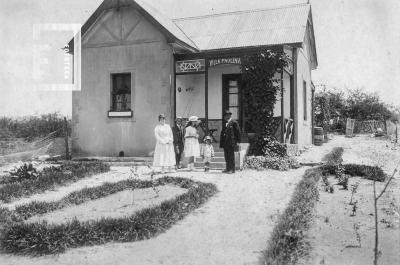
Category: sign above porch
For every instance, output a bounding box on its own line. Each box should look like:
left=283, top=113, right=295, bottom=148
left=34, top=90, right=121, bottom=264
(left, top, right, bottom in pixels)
left=176, top=59, right=205, bottom=73
left=209, top=57, right=241, bottom=67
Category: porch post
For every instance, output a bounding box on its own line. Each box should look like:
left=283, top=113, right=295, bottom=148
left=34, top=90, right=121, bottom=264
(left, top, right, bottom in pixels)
left=281, top=68, right=285, bottom=143
left=173, top=56, right=177, bottom=120
left=205, top=57, right=209, bottom=134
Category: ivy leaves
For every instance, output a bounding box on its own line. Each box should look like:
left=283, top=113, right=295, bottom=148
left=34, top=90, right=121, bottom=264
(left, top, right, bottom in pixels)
left=240, top=48, right=288, bottom=155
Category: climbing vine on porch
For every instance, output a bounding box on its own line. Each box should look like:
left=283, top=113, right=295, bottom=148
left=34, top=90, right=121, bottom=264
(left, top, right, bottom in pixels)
left=240, top=49, right=288, bottom=156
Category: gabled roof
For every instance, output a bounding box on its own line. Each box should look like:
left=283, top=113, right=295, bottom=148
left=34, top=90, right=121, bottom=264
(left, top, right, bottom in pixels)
left=68, top=0, right=198, bottom=52
left=70, top=1, right=317, bottom=68
left=173, top=3, right=311, bottom=51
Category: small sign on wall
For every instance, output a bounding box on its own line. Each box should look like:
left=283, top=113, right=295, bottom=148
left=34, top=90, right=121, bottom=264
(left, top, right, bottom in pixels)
left=176, top=59, right=205, bottom=73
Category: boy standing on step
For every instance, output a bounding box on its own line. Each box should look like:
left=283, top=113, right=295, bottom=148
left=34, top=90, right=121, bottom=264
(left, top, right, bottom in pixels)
left=201, top=136, right=214, bottom=172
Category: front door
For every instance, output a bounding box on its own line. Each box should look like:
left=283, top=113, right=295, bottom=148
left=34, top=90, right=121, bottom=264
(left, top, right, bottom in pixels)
left=222, top=74, right=242, bottom=130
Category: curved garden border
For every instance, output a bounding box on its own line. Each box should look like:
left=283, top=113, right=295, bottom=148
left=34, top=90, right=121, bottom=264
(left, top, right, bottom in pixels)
left=0, top=176, right=217, bottom=256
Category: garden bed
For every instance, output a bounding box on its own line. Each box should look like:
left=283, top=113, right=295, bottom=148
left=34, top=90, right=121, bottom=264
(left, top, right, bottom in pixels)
left=261, top=140, right=391, bottom=265
left=0, top=161, right=110, bottom=203
left=0, top=176, right=218, bottom=256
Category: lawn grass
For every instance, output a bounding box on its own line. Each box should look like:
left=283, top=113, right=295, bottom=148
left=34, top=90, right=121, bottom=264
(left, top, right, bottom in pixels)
left=0, top=177, right=218, bottom=256
left=0, top=161, right=110, bottom=203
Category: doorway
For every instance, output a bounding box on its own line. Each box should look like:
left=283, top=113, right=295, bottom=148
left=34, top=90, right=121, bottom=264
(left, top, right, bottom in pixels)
left=222, top=74, right=245, bottom=132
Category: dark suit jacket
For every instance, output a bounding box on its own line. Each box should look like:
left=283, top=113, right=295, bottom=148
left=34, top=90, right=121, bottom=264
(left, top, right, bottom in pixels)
left=220, top=119, right=241, bottom=149
left=172, top=124, right=185, bottom=153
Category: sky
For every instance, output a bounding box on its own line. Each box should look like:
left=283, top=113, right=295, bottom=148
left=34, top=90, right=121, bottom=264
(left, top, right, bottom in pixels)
left=0, top=0, right=399, bottom=117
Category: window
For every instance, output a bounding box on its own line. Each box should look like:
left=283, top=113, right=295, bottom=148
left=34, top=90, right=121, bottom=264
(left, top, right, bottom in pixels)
left=303, top=80, right=307, bottom=121
left=111, top=73, right=131, bottom=112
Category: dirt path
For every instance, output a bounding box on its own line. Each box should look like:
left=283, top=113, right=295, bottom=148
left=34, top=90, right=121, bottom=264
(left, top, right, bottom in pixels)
left=299, top=135, right=400, bottom=265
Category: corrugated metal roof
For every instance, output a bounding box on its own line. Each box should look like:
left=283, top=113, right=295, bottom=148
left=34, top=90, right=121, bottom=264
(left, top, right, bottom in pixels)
left=173, top=3, right=311, bottom=51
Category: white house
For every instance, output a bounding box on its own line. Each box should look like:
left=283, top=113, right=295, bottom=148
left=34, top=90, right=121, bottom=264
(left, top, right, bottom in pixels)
left=70, top=0, right=318, bottom=157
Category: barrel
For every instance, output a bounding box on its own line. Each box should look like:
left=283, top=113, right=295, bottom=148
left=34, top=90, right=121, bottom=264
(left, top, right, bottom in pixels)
left=314, top=127, right=324, bottom=146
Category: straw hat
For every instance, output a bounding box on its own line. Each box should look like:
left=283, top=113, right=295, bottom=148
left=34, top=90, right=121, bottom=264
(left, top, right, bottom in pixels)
left=188, top=116, right=199, bottom=122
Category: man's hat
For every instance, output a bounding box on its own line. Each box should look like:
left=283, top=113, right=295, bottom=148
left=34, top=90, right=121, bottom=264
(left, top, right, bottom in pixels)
left=175, top=116, right=183, bottom=121
left=224, top=109, right=232, bottom=115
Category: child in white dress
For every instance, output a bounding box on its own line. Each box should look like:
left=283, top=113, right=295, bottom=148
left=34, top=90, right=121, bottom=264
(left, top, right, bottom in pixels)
left=201, top=136, right=214, bottom=172
left=153, top=114, right=176, bottom=173
left=184, top=116, right=200, bottom=171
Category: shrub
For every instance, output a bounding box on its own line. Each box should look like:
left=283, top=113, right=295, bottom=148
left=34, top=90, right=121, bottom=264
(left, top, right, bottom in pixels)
left=337, top=174, right=349, bottom=190
left=249, top=135, right=287, bottom=157
left=0, top=161, right=110, bottom=203
left=322, top=147, right=344, bottom=165
left=245, top=155, right=299, bottom=171
left=262, top=168, right=321, bottom=264
left=0, top=177, right=218, bottom=255
left=320, top=164, right=386, bottom=182
left=9, top=163, right=39, bottom=182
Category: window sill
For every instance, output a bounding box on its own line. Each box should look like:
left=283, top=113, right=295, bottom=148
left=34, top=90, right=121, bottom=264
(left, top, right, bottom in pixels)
left=108, top=111, right=133, bottom=118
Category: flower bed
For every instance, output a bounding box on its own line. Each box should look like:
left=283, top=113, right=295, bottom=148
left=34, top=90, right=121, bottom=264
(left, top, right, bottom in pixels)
left=0, top=161, right=110, bottom=203
left=0, top=177, right=217, bottom=256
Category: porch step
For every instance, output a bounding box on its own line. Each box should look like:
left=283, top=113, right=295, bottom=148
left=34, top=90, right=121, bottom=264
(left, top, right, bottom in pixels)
left=194, top=152, right=240, bottom=170
left=195, top=156, right=225, bottom=163
left=194, top=161, right=226, bottom=170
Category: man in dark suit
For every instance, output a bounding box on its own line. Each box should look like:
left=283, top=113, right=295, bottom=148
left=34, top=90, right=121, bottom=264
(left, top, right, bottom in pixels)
left=220, top=110, right=241, bottom=173
left=172, top=116, right=185, bottom=169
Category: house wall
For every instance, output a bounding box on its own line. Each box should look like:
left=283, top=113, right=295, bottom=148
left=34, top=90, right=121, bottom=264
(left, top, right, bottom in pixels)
left=72, top=7, right=173, bottom=157
left=176, top=74, right=205, bottom=118
left=295, top=43, right=313, bottom=147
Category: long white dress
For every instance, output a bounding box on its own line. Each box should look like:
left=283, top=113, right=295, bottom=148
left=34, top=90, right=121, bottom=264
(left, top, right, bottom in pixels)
left=184, top=126, right=200, bottom=157
left=153, top=124, right=176, bottom=167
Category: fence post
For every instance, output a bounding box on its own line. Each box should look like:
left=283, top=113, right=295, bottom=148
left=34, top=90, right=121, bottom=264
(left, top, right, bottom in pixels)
left=64, top=117, right=70, bottom=160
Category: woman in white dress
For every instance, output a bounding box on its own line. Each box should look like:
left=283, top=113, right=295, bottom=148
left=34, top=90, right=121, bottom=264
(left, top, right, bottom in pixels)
left=184, top=116, right=201, bottom=171
left=153, top=114, right=176, bottom=173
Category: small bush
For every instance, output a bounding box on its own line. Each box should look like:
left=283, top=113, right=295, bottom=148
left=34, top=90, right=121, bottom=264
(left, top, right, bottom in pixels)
left=0, top=177, right=218, bottom=256
left=337, top=174, right=349, bottom=190
left=249, top=135, right=287, bottom=157
left=9, top=163, right=39, bottom=182
left=245, top=155, right=299, bottom=171
left=0, top=162, right=110, bottom=203
left=322, top=147, right=344, bottom=165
